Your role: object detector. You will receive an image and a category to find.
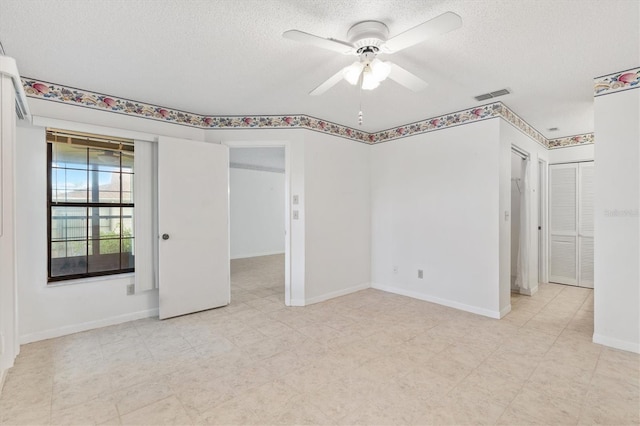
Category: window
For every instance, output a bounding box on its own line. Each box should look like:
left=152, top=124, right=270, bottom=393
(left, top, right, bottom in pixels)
left=47, top=129, right=135, bottom=282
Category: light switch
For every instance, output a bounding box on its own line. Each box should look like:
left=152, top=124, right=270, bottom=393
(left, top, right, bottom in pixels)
left=293, top=195, right=299, bottom=205
left=293, top=210, right=299, bottom=220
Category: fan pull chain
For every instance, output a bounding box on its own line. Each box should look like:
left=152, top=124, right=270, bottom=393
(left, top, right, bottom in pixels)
left=358, top=79, right=363, bottom=126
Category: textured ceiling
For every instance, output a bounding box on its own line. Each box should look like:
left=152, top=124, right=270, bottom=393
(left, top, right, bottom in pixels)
left=1, top=0, right=638, bottom=137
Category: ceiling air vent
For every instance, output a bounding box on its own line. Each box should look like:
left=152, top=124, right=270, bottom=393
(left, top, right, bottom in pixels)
left=474, top=88, right=510, bottom=102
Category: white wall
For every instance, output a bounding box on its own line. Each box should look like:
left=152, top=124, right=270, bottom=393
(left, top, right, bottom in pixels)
left=15, top=98, right=214, bottom=342
left=0, top=75, right=19, bottom=378
left=549, top=144, right=595, bottom=164
left=16, top=126, right=159, bottom=343
left=593, top=87, right=640, bottom=353
left=303, top=132, right=371, bottom=303
left=230, top=167, right=285, bottom=259
left=371, top=119, right=504, bottom=318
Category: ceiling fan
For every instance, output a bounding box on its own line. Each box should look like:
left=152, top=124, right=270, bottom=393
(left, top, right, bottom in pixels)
left=283, top=12, right=462, bottom=96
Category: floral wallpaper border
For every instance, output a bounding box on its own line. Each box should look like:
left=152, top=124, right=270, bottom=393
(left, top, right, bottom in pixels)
left=22, top=78, right=371, bottom=143
left=23, top=77, right=593, bottom=149
left=594, top=67, right=640, bottom=97
left=548, top=133, right=595, bottom=149
left=368, top=103, right=502, bottom=144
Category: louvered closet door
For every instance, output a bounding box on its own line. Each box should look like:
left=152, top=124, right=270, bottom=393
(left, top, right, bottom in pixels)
left=549, top=164, right=578, bottom=285
left=578, top=163, right=594, bottom=288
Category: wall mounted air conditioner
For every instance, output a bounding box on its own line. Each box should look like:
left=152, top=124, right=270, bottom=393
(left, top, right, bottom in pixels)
left=0, top=55, right=31, bottom=121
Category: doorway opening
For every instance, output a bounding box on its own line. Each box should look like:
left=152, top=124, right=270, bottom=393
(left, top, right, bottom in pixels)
left=510, top=146, right=532, bottom=296
left=227, top=145, right=290, bottom=309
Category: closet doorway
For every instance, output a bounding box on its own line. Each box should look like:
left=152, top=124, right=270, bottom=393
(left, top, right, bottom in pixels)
left=510, top=147, right=531, bottom=294
left=549, top=161, right=594, bottom=288
left=227, top=145, right=290, bottom=308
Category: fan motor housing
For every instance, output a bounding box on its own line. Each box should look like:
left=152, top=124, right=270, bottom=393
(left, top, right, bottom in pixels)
left=347, top=20, right=389, bottom=51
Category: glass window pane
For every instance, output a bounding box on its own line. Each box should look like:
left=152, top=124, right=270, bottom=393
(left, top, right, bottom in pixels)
left=122, top=152, right=134, bottom=173
left=88, top=207, right=121, bottom=240
left=89, top=171, right=121, bottom=203
left=122, top=173, right=133, bottom=204
left=88, top=148, right=121, bottom=172
left=51, top=168, right=88, bottom=203
left=122, top=207, right=134, bottom=237
left=52, top=143, right=87, bottom=170
left=50, top=241, right=87, bottom=277
left=121, top=238, right=134, bottom=269
left=51, top=207, right=87, bottom=241
left=87, top=250, right=120, bottom=273
left=49, top=137, right=135, bottom=281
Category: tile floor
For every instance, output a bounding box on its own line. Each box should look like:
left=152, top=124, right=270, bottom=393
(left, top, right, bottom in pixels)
left=1, top=254, right=638, bottom=425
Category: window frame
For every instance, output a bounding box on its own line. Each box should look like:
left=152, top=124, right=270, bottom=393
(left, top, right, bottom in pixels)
left=46, top=130, right=135, bottom=283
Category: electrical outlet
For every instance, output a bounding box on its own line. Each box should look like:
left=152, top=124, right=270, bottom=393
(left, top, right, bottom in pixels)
left=126, top=284, right=135, bottom=295
left=393, top=265, right=398, bottom=274
left=418, top=269, right=424, bottom=279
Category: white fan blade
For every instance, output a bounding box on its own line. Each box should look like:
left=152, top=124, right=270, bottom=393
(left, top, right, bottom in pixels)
left=388, top=63, right=428, bottom=92
left=309, top=69, right=345, bottom=96
left=383, top=12, right=462, bottom=53
left=283, top=30, right=354, bottom=54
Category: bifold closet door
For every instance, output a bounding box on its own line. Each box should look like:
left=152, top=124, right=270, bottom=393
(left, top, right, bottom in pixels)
left=549, top=162, right=594, bottom=288
left=578, top=163, right=594, bottom=288
left=549, top=164, right=578, bottom=285
left=157, top=137, right=230, bottom=319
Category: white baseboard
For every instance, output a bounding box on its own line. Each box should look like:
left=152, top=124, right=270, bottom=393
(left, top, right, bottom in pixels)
left=231, top=251, right=285, bottom=260
left=304, top=282, right=371, bottom=306
left=371, top=283, right=502, bottom=319
left=593, top=333, right=640, bottom=354
left=20, top=308, right=159, bottom=344
left=500, top=304, right=512, bottom=318
left=289, top=298, right=305, bottom=307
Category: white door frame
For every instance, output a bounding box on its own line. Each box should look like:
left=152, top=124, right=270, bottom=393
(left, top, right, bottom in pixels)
left=538, top=158, right=548, bottom=284
left=224, top=140, right=292, bottom=306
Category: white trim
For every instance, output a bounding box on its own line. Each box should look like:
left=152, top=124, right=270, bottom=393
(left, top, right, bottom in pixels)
left=499, top=304, right=512, bottom=318
left=45, top=272, right=135, bottom=288
left=371, top=283, right=503, bottom=319
left=32, top=116, right=157, bottom=142
left=593, top=333, right=640, bottom=354
left=231, top=251, right=285, bottom=260
left=304, top=282, right=371, bottom=305
left=538, top=158, right=549, bottom=284
left=290, top=298, right=305, bottom=307
left=19, top=308, right=158, bottom=344
left=229, top=162, right=284, bottom=174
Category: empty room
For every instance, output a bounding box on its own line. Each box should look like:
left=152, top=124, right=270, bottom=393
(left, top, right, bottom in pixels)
left=0, top=0, right=638, bottom=425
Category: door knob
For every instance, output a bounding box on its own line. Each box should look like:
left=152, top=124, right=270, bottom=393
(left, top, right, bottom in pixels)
left=162, top=233, right=170, bottom=240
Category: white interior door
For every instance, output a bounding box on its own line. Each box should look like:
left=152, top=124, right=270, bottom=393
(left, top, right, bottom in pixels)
left=158, top=136, right=230, bottom=319
left=549, top=164, right=578, bottom=285
left=578, top=163, right=594, bottom=288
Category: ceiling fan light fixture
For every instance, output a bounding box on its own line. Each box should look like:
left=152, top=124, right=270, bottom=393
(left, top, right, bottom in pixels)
left=343, top=62, right=364, bottom=85
left=361, top=69, right=380, bottom=90
left=370, top=59, right=391, bottom=82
